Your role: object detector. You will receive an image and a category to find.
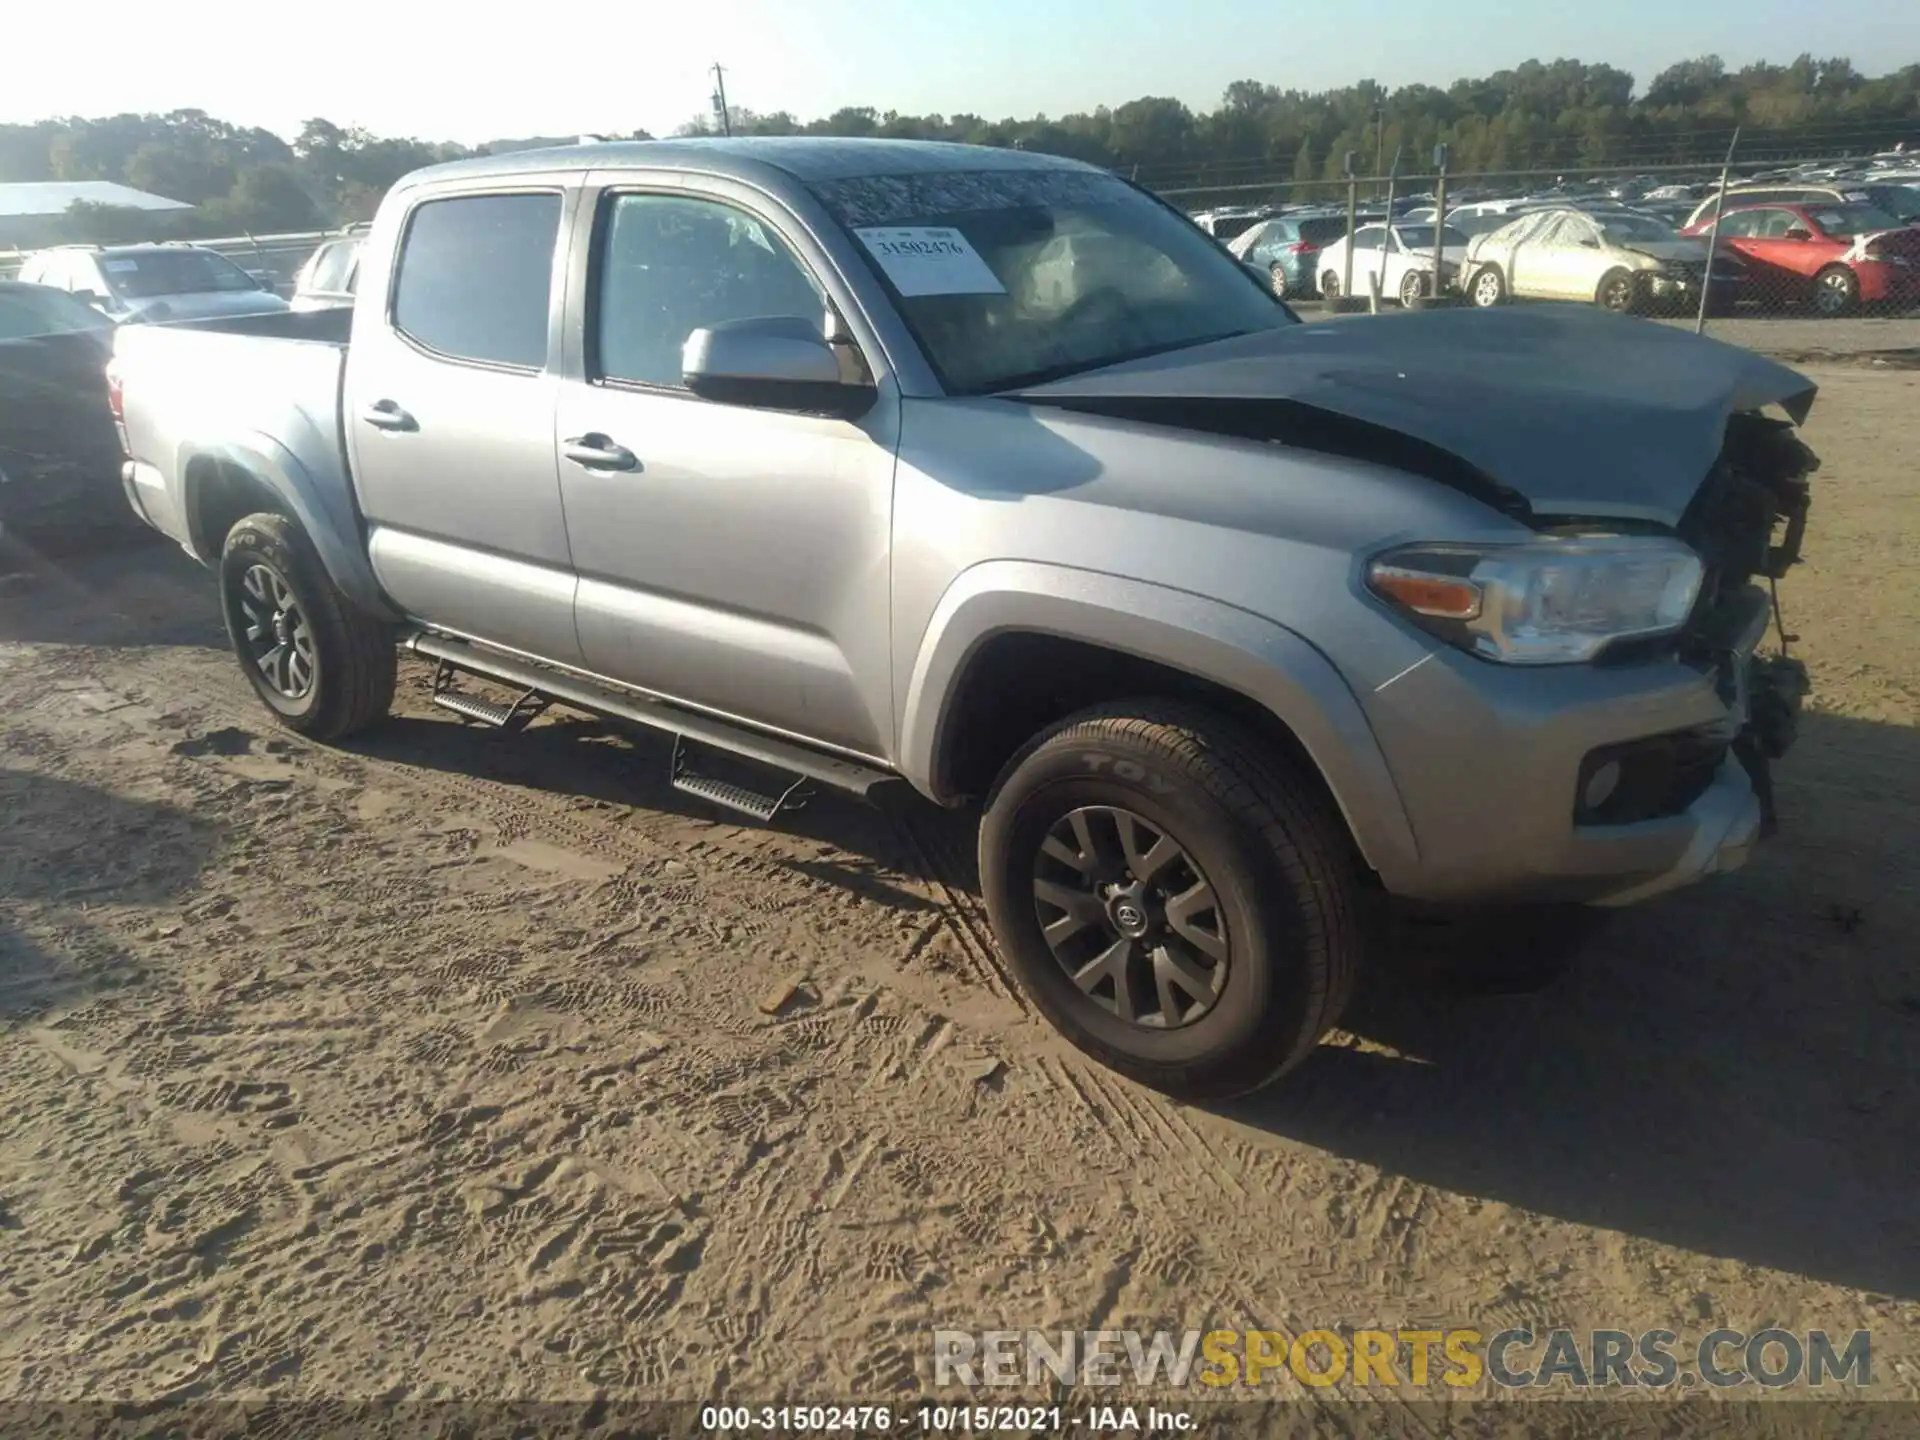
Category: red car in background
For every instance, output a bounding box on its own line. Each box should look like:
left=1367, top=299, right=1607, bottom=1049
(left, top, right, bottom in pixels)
left=1684, top=201, right=1920, bottom=316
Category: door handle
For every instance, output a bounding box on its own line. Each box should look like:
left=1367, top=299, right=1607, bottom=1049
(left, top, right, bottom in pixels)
left=360, top=399, right=416, bottom=432
left=562, top=434, right=639, bottom=471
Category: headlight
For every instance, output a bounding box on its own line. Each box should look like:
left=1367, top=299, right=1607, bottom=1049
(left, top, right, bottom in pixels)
left=1365, top=537, right=1705, bottom=664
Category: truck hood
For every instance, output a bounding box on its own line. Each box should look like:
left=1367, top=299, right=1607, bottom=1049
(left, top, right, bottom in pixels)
left=1009, top=305, right=1818, bottom=526
left=119, top=290, right=290, bottom=324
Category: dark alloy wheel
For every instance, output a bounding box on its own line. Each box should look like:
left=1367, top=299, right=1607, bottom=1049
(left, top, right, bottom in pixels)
left=980, top=701, right=1364, bottom=1099
left=236, top=562, right=317, bottom=702
left=218, top=511, right=396, bottom=740
left=1596, top=268, right=1637, bottom=312
left=1033, top=805, right=1228, bottom=1029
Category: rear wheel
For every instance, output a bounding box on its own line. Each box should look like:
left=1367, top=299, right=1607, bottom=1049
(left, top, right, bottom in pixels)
left=1469, top=265, right=1506, bottom=307
left=979, top=701, right=1363, bottom=1100
left=1399, top=269, right=1430, bottom=307
left=1811, top=264, right=1859, bottom=317
left=218, top=512, right=395, bottom=741
left=1267, top=263, right=1290, bottom=300
left=1320, top=270, right=1342, bottom=300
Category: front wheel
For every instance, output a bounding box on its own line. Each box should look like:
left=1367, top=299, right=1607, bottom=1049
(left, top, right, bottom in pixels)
left=979, top=702, right=1363, bottom=1100
left=219, top=512, right=396, bottom=741
left=1399, top=269, right=1430, bottom=307
left=1267, top=263, right=1290, bottom=300
left=1320, top=270, right=1342, bottom=300
left=1596, top=268, right=1638, bottom=312
left=1469, top=265, right=1506, bottom=307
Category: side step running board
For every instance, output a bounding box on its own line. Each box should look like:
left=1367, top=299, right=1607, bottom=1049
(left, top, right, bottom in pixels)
left=404, top=634, right=902, bottom=818
left=429, top=658, right=549, bottom=730
left=671, top=735, right=810, bottom=822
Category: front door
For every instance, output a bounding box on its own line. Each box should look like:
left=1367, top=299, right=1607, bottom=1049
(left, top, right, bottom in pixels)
left=345, top=185, right=585, bottom=664
left=553, top=185, right=898, bottom=758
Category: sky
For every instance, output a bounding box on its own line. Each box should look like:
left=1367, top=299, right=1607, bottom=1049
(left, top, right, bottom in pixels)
left=8, top=0, right=1918, bottom=146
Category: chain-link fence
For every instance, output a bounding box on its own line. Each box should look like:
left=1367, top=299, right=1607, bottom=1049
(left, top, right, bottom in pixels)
left=6, top=143, right=1917, bottom=361
left=1171, top=146, right=1920, bottom=359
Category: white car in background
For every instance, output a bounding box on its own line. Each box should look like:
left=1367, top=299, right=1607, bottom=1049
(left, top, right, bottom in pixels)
left=1461, top=206, right=1745, bottom=313
left=1316, top=222, right=1470, bottom=306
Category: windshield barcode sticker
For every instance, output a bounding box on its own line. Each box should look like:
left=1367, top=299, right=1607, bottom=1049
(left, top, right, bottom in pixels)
left=855, top=227, right=1006, bottom=297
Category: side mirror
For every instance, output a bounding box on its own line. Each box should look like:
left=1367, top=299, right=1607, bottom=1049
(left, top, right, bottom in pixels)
left=250, top=272, right=279, bottom=291
left=682, top=315, right=877, bottom=420
left=74, top=289, right=109, bottom=308
left=1784, top=228, right=1813, bottom=242
left=1579, top=237, right=1600, bottom=248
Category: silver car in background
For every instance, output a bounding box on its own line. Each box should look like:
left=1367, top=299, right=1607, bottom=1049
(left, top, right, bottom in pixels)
left=15, top=243, right=289, bottom=324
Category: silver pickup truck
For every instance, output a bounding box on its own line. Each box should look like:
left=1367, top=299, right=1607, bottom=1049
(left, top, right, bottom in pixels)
left=110, top=138, right=1820, bottom=1099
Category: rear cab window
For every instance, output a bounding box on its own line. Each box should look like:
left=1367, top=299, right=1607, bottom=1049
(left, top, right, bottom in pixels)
left=391, top=192, right=563, bottom=369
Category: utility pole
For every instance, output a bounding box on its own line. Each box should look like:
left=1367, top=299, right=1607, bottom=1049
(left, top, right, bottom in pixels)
left=711, top=63, right=733, bottom=137
left=1373, top=105, right=1385, bottom=179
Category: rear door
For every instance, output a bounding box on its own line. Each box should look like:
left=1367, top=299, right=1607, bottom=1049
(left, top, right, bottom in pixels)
left=345, top=183, right=585, bottom=663
left=550, top=177, right=899, bottom=757
left=1735, top=208, right=1820, bottom=291
left=1525, top=213, right=1605, bottom=299
left=1491, top=212, right=1554, bottom=297
left=1346, top=227, right=1387, bottom=296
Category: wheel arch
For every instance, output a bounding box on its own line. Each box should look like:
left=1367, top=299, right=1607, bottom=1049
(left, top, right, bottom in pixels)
left=177, top=436, right=399, bottom=621
left=898, top=562, right=1421, bottom=886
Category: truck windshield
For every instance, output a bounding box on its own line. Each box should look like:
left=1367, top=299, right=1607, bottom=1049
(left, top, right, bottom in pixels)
left=101, top=249, right=257, bottom=299
left=808, top=167, right=1294, bottom=394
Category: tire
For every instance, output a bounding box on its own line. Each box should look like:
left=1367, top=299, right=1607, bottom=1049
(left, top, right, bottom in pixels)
left=1595, top=268, right=1637, bottom=312
left=1267, top=263, right=1290, bottom=300
left=1469, top=264, right=1506, bottom=307
left=218, top=512, right=396, bottom=741
left=978, top=701, right=1363, bottom=1100
left=1320, top=270, right=1342, bottom=300
left=1811, top=264, right=1858, bottom=317
left=1399, top=269, right=1429, bottom=307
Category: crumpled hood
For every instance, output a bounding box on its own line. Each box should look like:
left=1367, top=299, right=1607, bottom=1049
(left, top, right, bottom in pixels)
left=1010, top=305, right=1818, bottom=525
left=1621, top=238, right=1711, bottom=264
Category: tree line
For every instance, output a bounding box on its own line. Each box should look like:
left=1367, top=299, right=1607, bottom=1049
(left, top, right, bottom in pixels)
left=2, top=54, right=1915, bottom=244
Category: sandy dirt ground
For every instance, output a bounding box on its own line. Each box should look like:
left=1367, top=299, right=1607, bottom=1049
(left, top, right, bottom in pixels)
left=0, top=363, right=1915, bottom=1423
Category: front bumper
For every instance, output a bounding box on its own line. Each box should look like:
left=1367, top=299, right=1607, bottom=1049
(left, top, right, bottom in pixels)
left=1357, top=589, right=1791, bottom=908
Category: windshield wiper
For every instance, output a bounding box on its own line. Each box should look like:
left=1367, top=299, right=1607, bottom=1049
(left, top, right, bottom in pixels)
left=985, top=329, right=1265, bottom=396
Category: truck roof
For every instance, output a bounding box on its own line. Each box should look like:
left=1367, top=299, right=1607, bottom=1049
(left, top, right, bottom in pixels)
left=399, top=136, right=1105, bottom=193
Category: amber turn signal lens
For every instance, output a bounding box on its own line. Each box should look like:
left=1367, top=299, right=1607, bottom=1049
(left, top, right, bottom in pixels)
left=1367, top=564, right=1483, bottom=620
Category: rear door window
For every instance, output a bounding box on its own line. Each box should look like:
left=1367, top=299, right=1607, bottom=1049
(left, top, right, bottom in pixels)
left=391, top=192, right=562, bottom=369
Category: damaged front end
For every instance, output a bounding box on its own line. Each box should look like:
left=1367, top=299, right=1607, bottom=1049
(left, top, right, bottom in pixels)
left=1672, top=412, right=1819, bottom=836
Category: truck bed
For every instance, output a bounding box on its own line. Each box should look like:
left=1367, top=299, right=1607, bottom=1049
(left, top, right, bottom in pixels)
left=113, top=303, right=367, bottom=592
